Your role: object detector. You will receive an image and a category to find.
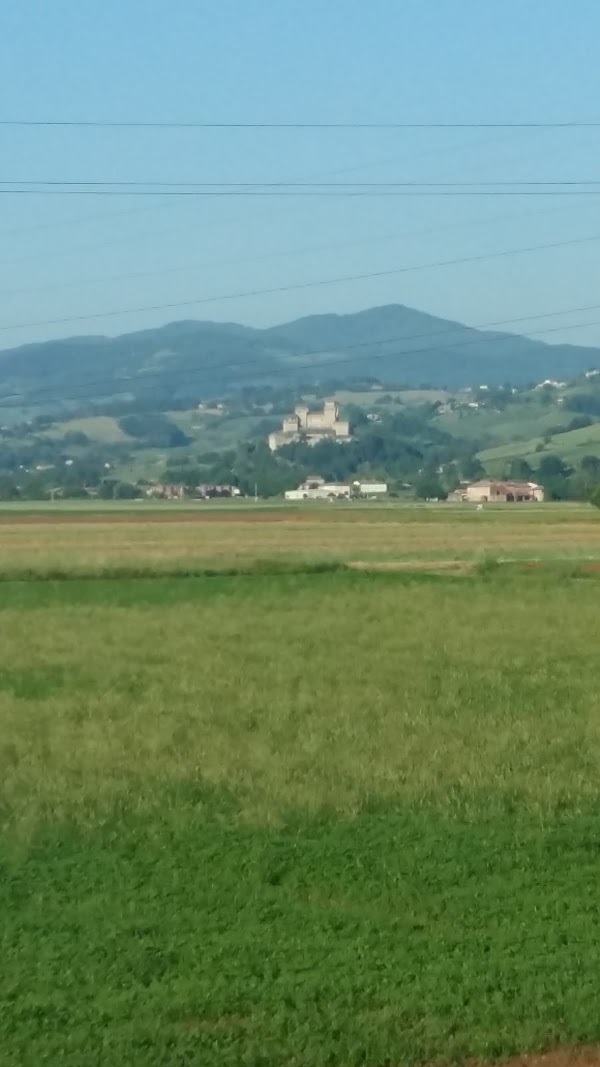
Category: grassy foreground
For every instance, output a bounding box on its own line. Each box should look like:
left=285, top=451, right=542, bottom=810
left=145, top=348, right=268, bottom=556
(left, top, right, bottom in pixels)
left=1, top=563, right=600, bottom=1065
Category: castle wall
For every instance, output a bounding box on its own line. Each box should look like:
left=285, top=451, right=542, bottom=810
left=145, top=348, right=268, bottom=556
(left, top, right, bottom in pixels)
left=270, top=400, right=350, bottom=450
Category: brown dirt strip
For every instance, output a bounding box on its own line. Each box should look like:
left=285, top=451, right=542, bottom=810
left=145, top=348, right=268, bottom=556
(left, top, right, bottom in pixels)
left=0, top=511, right=310, bottom=525
left=498, top=1049, right=600, bottom=1067
left=348, top=559, right=475, bottom=574
left=349, top=559, right=600, bottom=576
left=520, top=561, right=600, bottom=573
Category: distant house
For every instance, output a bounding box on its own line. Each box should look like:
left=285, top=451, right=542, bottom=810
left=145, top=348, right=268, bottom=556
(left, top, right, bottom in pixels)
left=450, top=479, right=544, bottom=503
left=268, top=400, right=351, bottom=451
left=284, top=477, right=387, bottom=501
left=194, top=484, right=241, bottom=499
left=355, top=481, right=388, bottom=497
left=285, top=476, right=351, bottom=501
left=146, top=483, right=186, bottom=500
left=146, top=483, right=242, bottom=500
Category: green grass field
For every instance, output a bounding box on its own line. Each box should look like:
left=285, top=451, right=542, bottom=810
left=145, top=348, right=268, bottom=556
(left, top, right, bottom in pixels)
left=478, top=421, right=600, bottom=469
left=333, top=388, right=451, bottom=406
left=111, top=410, right=273, bottom=481
left=440, top=398, right=573, bottom=447
left=46, top=415, right=133, bottom=444
left=1, top=505, right=600, bottom=1065
left=169, top=409, right=271, bottom=448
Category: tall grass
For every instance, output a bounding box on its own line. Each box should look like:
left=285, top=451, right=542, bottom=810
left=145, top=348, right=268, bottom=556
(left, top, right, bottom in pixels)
left=1, top=569, right=599, bottom=829
left=2, top=569, right=600, bottom=1064
left=3, top=567, right=600, bottom=1063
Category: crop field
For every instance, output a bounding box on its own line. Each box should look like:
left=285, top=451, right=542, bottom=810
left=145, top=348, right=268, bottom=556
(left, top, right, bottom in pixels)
left=0, top=500, right=599, bottom=578
left=2, top=503, right=600, bottom=1066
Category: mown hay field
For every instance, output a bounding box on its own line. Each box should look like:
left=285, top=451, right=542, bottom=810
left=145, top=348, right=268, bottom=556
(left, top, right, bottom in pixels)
left=0, top=500, right=599, bottom=577
left=1, top=504, right=600, bottom=1066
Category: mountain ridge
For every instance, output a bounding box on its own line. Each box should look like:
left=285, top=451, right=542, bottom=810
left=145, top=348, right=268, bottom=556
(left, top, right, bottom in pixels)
left=1, top=304, right=599, bottom=416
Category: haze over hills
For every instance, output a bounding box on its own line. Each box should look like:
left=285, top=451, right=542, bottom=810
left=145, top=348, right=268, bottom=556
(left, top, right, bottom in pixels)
left=0, top=303, right=599, bottom=416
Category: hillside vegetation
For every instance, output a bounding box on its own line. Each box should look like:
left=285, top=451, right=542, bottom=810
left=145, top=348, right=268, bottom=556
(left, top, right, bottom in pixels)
left=479, top=421, right=600, bottom=467
left=1, top=309, right=600, bottom=501
left=1, top=305, right=600, bottom=420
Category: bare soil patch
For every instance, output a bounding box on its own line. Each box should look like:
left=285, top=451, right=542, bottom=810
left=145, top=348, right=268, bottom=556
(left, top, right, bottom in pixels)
left=0, top=511, right=299, bottom=526
left=499, top=1049, right=600, bottom=1067
left=347, top=559, right=475, bottom=574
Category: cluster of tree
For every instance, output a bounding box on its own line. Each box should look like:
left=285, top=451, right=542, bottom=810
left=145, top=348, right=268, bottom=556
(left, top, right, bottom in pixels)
left=165, top=441, right=301, bottom=498
left=118, top=413, right=190, bottom=448
left=159, top=405, right=487, bottom=499
left=404, top=452, right=600, bottom=504
left=471, top=384, right=518, bottom=410
left=497, top=453, right=600, bottom=501
left=563, top=391, right=600, bottom=416
left=3, top=376, right=600, bottom=504
left=0, top=438, right=139, bottom=500
left=0, top=463, right=115, bottom=501
left=543, top=415, right=594, bottom=436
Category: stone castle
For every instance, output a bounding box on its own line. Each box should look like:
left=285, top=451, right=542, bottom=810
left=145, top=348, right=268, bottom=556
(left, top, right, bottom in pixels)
left=268, top=400, right=351, bottom=451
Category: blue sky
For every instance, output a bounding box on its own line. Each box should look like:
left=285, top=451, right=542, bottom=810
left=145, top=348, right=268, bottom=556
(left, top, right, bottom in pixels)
left=1, top=0, right=600, bottom=351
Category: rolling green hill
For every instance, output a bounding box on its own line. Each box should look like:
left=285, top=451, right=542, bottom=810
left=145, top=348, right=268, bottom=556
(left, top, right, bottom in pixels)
left=1, top=307, right=600, bottom=498
left=1, top=304, right=599, bottom=421
left=439, top=399, right=574, bottom=446
left=479, top=421, right=600, bottom=470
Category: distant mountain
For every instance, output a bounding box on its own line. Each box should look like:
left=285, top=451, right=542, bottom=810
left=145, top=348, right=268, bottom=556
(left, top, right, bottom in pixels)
left=264, top=305, right=600, bottom=385
left=1, top=304, right=599, bottom=416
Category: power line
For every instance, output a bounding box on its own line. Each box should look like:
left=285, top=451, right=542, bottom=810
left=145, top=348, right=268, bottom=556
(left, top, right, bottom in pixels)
left=2, top=230, right=599, bottom=334
left=0, top=201, right=164, bottom=240
left=0, top=128, right=534, bottom=241
left=0, top=129, right=558, bottom=271
left=4, top=180, right=600, bottom=187
left=1, top=299, right=599, bottom=413
left=3, top=189, right=600, bottom=198
left=1, top=119, right=600, bottom=129
left=192, top=314, right=600, bottom=388
left=193, top=314, right=600, bottom=401
left=1, top=204, right=596, bottom=299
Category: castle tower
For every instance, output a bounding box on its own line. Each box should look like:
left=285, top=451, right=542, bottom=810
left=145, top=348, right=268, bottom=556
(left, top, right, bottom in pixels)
left=294, top=404, right=309, bottom=429
left=323, top=400, right=338, bottom=427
